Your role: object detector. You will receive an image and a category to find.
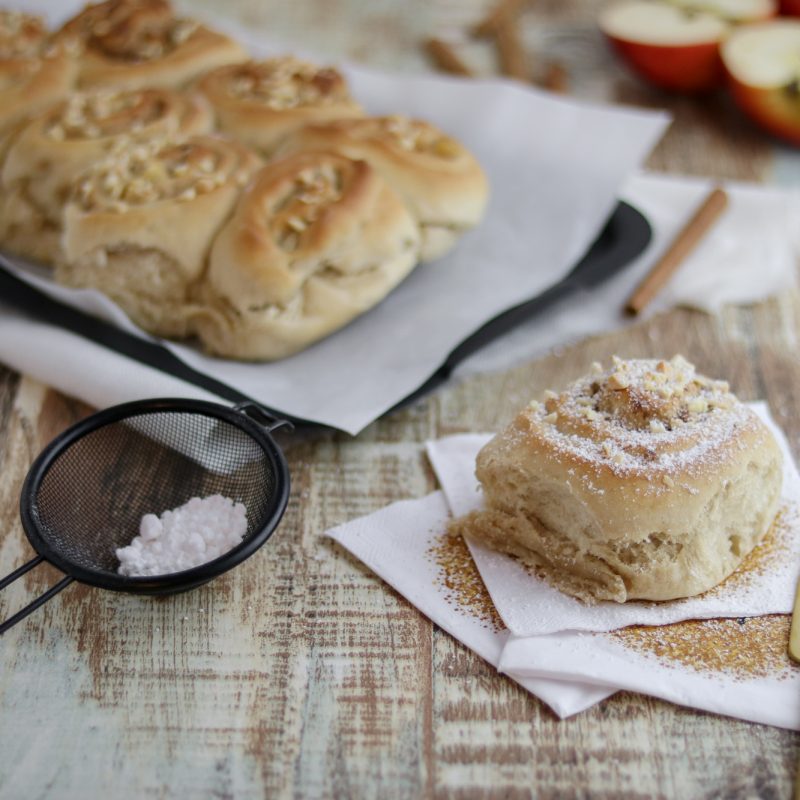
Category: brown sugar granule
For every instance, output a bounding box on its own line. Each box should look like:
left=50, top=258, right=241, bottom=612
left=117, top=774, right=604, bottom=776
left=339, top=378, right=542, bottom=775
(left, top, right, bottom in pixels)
left=428, top=529, right=505, bottom=632
left=610, top=615, right=797, bottom=680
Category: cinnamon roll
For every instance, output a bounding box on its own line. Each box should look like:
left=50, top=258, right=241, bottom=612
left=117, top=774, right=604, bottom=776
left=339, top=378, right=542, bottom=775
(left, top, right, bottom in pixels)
left=1, top=87, right=213, bottom=264
left=193, top=150, right=421, bottom=360
left=56, top=0, right=246, bottom=90
left=0, top=11, right=78, bottom=153
left=454, top=356, right=783, bottom=604
left=275, top=115, right=489, bottom=260
left=196, top=57, right=363, bottom=156
left=57, top=135, right=261, bottom=337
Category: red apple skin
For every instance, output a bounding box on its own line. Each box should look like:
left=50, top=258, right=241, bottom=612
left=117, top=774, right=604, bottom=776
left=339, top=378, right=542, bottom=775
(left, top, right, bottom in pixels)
left=725, top=75, right=800, bottom=145
left=779, top=0, right=800, bottom=15
left=605, top=35, right=724, bottom=92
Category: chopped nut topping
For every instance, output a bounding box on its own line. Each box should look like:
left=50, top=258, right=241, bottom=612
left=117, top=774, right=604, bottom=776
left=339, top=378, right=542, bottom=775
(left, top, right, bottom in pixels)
left=75, top=137, right=233, bottom=211
left=0, top=11, right=48, bottom=58
left=381, top=115, right=461, bottom=157
left=45, top=89, right=175, bottom=141
left=68, top=1, right=200, bottom=62
left=225, top=57, right=354, bottom=110
left=270, top=160, right=347, bottom=249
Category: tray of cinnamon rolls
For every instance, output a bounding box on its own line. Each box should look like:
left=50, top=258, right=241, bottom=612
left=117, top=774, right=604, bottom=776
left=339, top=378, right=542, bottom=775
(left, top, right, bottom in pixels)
left=0, top=0, right=496, bottom=362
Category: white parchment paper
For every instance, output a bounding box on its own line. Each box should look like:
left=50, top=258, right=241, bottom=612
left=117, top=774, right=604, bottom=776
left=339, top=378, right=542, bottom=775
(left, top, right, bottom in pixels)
left=0, top=0, right=668, bottom=433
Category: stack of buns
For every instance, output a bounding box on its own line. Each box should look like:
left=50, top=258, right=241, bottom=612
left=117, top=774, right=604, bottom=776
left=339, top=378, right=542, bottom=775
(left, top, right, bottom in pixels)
left=453, top=356, right=783, bottom=604
left=0, top=0, right=489, bottom=361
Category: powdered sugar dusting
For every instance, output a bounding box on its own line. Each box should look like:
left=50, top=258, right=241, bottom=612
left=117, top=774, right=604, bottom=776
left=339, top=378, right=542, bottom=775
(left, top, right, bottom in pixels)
left=518, top=355, right=763, bottom=493
left=116, top=494, right=248, bottom=577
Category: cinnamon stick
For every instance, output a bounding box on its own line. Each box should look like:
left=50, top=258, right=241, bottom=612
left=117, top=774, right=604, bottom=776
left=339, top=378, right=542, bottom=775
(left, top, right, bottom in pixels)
left=541, top=61, right=569, bottom=93
left=472, top=0, right=526, bottom=38
left=494, top=18, right=530, bottom=82
left=625, top=187, right=729, bottom=316
left=424, top=38, right=474, bottom=77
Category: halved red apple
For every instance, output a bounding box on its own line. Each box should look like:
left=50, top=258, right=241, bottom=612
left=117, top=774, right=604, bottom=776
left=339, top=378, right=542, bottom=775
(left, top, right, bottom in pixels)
left=722, top=19, right=800, bottom=144
left=600, top=0, right=776, bottom=93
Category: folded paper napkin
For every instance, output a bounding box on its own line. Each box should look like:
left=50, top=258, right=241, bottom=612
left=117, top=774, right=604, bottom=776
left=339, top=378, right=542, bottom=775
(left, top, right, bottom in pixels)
left=329, top=404, right=800, bottom=728
left=327, top=491, right=617, bottom=718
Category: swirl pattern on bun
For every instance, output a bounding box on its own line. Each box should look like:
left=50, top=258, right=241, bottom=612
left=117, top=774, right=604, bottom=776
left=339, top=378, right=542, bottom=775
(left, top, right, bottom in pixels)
left=193, top=150, right=421, bottom=360
left=197, top=57, right=363, bottom=156
left=453, top=356, right=783, bottom=604
left=57, top=135, right=261, bottom=336
left=1, top=87, right=213, bottom=263
left=56, top=0, right=246, bottom=90
left=276, top=115, right=489, bottom=260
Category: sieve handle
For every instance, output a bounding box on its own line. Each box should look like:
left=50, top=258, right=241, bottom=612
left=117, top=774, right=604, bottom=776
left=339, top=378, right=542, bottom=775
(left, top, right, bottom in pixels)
left=234, top=401, right=294, bottom=434
left=0, top=556, right=74, bottom=635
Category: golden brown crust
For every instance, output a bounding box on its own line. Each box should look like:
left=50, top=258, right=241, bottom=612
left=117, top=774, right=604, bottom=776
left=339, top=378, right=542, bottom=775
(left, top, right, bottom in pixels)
left=56, top=0, right=247, bottom=90
left=196, top=57, right=363, bottom=156
left=0, top=12, right=78, bottom=141
left=57, top=135, right=261, bottom=336
left=461, top=356, right=784, bottom=603
left=1, top=87, right=213, bottom=263
left=192, top=150, right=421, bottom=360
left=275, top=115, right=489, bottom=260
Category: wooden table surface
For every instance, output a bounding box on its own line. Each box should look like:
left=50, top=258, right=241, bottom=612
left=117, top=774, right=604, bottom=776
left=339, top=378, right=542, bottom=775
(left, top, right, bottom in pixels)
left=2, top=1, right=800, bottom=797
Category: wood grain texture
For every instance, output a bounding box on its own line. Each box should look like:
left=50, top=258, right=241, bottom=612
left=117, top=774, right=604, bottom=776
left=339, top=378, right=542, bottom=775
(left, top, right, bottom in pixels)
left=1, top=0, right=799, bottom=797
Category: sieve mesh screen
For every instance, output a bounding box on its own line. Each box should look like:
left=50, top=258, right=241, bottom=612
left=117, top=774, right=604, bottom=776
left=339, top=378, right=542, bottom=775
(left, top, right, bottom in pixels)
left=30, top=410, right=278, bottom=574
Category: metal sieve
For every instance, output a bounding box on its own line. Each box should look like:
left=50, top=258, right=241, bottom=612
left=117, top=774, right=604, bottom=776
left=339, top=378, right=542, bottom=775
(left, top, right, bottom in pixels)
left=0, top=398, right=291, bottom=635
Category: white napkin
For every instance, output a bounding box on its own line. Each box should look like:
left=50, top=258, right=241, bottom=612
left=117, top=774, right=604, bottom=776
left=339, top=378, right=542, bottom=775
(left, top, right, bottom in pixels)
left=426, top=403, right=800, bottom=636
left=499, top=613, right=800, bottom=730
left=327, top=491, right=616, bottom=719
left=330, top=404, right=800, bottom=728
left=0, top=1, right=668, bottom=432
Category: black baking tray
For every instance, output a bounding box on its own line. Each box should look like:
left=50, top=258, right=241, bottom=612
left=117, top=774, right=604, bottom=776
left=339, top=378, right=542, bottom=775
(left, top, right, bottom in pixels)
left=0, top=200, right=650, bottom=429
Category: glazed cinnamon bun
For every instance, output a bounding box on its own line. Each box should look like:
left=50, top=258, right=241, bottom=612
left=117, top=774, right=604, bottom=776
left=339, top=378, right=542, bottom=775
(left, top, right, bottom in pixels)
left=1, top=87, right=213, bottom=263
left=193, top=150, right=421, bottom=360
left=453, top=356, right=783, bottom=604
left=57, top=135, right=261, bottom=337
left=196, top=57, right=363, bottom=157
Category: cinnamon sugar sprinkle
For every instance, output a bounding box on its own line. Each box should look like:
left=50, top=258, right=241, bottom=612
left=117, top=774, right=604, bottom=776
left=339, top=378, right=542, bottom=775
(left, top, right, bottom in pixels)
left=610, top=615, right=797, bottom=681
left=427, top=529, right=504, bottom=632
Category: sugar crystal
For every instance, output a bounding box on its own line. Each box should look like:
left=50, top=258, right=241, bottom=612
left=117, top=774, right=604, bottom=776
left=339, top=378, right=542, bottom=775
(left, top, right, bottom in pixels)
left=116, top=494, right=247, bottom=577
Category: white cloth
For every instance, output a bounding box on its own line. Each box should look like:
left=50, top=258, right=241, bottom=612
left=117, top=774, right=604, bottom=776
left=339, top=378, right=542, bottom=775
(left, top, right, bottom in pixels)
left=456, top=173, right=800, bottom=379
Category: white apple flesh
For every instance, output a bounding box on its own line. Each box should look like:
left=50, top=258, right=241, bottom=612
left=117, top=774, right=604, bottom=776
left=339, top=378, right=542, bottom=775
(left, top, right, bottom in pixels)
left=722, top=20, right=800, bottom=144
left=600, top=0, right=776, bottom=92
